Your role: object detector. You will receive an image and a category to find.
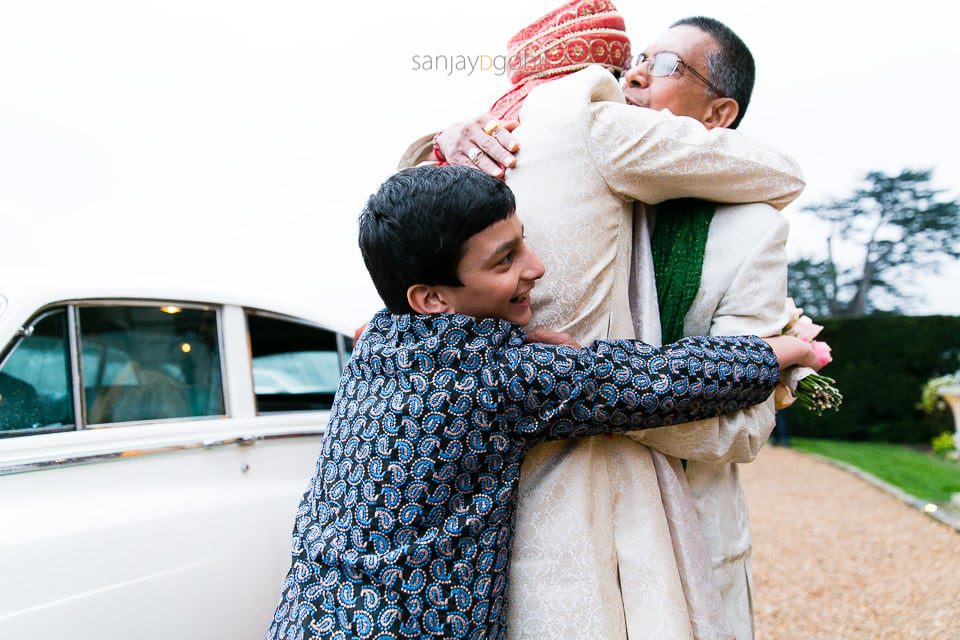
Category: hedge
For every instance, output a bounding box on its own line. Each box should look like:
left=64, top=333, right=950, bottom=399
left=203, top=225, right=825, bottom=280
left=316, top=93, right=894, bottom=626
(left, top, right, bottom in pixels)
left=785, top=315, right=960, bottom=443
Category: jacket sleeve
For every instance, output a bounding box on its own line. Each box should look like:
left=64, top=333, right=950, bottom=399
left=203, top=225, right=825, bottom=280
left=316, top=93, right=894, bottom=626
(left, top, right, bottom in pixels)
left=495, top=334, right=779, bottom=443
left=587, top=101, right=805, bottom=210
left=628, top=212, right=790, bottom=463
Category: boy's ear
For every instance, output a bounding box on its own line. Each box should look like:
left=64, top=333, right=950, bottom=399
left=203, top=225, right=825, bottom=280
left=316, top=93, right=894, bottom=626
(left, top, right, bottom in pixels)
left=407, top=284, right=454, bottom=315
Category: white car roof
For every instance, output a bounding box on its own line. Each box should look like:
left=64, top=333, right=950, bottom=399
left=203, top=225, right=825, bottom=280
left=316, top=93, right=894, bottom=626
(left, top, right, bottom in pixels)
left=0, top=277, right=359, bottom=337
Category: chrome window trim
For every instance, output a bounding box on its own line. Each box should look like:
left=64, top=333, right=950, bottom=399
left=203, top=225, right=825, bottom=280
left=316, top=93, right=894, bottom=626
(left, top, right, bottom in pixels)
left=0, top=428, right=327, bottom=476
left=1, top=300, right=230, bottom=437
left=63, top=298, right=217, bottom=311
left=244, top=307, right=330, bottom=332
left=215, top=305, right=230, bottom=419
left=245, top=308, right=349, bottom=416
left=2, top=300, right=347, bottom=440
left=81, top=413, right=227, bottom=430
left=0, top=414, right=230, bottom=437
left=220, top=305, right=256, bottom=419
left=77, top=301, right=229, bottom=429
left=242, top=309, right=257, bottom=412
left=67, top=304, right=85, bottom=430
left=0, top=424, right=76, bottom=439
left=1, top=300, right=217, bottom=370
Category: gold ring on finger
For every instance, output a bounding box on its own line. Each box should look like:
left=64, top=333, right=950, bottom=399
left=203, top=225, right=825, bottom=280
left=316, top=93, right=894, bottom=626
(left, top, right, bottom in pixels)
left=483, top=120, right=502, bottom=136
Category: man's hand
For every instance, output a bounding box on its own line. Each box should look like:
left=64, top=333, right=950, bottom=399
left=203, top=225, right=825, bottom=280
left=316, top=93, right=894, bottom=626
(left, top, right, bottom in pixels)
left=436, top=113, right=520, bottom=178
left=524, top=327, right=581, bottom=349
left=774, top=382, right=797, bottom=409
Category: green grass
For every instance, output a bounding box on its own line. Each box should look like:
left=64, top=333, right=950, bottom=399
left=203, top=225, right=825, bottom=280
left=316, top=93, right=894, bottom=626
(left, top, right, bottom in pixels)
left=791, top=438, right=960, bottom=503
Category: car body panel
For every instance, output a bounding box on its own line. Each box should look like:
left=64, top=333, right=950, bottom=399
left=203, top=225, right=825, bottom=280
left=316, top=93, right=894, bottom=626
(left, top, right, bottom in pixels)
left=0, top=286, right=351, bottom=638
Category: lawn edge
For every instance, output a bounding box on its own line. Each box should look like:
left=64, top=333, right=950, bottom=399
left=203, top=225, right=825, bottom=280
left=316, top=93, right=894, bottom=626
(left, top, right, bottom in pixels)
left=797, top=450, right=960, bottom=533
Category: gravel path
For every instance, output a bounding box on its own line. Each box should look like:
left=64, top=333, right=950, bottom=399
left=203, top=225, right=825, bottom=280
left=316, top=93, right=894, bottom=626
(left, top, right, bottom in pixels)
left=740, top=446, right=960, bottom=640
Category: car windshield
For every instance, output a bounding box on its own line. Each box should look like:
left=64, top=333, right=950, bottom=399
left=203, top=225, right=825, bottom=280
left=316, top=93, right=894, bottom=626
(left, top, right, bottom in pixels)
left=0, top=308, right=74, bottom=432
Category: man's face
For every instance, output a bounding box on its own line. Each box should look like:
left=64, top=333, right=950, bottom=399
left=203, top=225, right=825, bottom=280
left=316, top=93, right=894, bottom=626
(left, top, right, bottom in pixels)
left=622, top=25, right=720, bottom=126
left=436, top=213, right=545, bottom=326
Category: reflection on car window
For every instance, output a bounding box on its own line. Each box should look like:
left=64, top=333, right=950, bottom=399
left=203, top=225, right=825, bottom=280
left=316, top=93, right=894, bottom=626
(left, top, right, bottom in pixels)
left=81, top=306, right=225, bottom=425
left=0, top=308, right=74, bottom=434
left=248, top=313, right=343, bottom=413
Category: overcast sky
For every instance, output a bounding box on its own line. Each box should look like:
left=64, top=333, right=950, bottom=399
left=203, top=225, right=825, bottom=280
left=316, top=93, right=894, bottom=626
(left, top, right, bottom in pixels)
left=1, top=0, right=957, bottom=324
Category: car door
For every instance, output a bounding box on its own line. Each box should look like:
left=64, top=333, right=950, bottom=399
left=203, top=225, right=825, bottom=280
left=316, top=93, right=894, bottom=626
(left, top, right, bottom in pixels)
left=241, top=309, right=353, bottom=580
left=0, top=302, right=260, bottom=639
left=0, top=301, right=351, bottom=639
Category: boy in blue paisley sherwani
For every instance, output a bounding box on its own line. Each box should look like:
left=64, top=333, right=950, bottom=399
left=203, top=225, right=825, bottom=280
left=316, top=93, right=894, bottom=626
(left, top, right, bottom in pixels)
left=267, top=166, right=818, bottom=640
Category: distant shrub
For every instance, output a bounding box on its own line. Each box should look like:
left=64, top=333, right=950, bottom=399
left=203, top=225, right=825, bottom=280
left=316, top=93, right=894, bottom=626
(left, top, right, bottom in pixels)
left=786, top=315, right=960, bottom=443
left=931, top=431, right=957, bottom=458
left=920, top=372, right=960, bottom=413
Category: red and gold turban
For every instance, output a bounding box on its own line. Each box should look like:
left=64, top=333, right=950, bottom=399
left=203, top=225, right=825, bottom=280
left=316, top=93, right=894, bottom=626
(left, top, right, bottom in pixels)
left=491, top=0, right=631, bottom=121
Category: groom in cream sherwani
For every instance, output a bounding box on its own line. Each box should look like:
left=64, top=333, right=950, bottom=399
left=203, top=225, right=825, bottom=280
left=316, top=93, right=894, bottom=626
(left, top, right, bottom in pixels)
left=400, top=3, right=796, bottom=638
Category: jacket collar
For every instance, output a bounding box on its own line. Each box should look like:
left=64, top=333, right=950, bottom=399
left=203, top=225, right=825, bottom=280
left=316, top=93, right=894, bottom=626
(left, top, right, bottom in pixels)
left=363, top=310, right=525, bottom=353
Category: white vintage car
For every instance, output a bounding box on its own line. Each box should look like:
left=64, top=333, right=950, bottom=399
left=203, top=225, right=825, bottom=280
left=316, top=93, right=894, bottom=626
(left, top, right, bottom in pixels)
left=0, top=282, right=357, bottom=639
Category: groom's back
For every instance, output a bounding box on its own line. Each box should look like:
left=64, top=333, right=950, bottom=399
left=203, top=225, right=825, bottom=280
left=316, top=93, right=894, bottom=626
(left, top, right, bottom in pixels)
left=506, top=66, right=635, bottom=345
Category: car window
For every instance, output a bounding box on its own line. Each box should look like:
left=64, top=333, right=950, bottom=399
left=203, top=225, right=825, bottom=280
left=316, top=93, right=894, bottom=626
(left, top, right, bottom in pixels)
left=247, top=313, right=343, bottom=413
left=81, top=305, right=225, bottom=425
left=0, top=308, right=75, bottom=434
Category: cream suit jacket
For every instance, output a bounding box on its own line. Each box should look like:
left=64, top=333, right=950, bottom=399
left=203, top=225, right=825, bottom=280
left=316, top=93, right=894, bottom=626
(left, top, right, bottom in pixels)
left=398, top=65, right=803, bottom=640
left=632, top=203, right=790, bottom=640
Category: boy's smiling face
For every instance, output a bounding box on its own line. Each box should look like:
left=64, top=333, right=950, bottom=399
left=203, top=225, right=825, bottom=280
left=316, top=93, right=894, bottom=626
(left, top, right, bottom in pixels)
left=432, top=212, right=545, bottom=325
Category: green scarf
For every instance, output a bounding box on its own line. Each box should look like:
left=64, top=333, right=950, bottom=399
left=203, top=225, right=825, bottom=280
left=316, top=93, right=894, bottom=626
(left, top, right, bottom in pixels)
left=650, top=199, right=716, bottom=344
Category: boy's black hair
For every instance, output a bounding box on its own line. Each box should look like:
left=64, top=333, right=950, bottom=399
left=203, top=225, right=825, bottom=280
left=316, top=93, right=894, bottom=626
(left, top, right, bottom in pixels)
left=358, top=165, right=516, bottom=314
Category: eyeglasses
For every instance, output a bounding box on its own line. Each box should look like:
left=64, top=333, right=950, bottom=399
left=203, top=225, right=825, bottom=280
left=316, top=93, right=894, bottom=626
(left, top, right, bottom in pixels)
left=632, top=51, right=725, bottom=97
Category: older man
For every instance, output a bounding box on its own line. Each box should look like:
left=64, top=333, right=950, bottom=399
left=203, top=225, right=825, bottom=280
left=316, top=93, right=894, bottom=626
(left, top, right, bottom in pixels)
left=401, top=3, right=799, bottom=638
left=618, top=18, right=788, bottom=640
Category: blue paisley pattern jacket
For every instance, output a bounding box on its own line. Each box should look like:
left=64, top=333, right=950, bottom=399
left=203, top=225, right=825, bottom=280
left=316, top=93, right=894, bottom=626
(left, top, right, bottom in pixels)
left=267, top=311, right=778, bottom=640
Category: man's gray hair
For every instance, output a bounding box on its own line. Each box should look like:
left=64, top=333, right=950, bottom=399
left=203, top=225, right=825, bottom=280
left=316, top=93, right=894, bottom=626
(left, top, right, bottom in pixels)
left=671, top=16, right=755, bottom=129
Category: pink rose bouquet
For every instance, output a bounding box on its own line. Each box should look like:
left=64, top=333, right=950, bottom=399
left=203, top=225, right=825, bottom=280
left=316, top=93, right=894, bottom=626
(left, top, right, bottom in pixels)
left=779, top=299, right=842, bottom=414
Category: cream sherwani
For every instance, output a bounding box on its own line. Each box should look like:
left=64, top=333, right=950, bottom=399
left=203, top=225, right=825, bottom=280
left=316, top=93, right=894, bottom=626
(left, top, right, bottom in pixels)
left=631, top=203, right=790, bottom=640
left=398, top=65, right=803, bottom=640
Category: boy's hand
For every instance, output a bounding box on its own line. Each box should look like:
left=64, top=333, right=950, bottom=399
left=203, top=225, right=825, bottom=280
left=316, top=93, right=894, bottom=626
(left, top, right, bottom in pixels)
left=763, top=335, right=822, bottom=371
left=524, top=327, right=581, bottom=349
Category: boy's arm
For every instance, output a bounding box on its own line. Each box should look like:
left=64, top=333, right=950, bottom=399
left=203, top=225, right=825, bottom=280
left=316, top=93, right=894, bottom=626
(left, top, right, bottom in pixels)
left=496, top=335, right=779, bottom=442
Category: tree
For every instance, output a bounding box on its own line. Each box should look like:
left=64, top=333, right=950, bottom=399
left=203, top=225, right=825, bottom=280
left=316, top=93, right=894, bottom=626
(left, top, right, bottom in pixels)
left=788, top=168, right=959, bottom=317
left=786, top=257, right=836, bottom=318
